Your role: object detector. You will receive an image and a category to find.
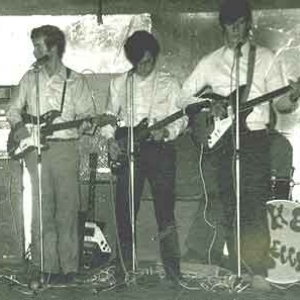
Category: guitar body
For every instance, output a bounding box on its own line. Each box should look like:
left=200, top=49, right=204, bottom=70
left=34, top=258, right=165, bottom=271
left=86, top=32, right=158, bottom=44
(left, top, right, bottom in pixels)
left=191, top=84, right=291, bottom=153
left=82, top=153, right=111, bottom=269
left=7, top=123, right=50, bottom=158
left=205, top=108, right=253, bottom=152
left=7, top=112, right=116, bottom=159
left=109, top=101, right=211, bottom=174
left=110, top=118, right=150, bottom=174
left=7, top=110, right=60, bottom=159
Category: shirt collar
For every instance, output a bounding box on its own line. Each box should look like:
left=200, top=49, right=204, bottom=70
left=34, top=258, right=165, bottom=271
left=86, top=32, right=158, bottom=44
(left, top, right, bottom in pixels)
left=223, top=41, right=251, bottom=57
left=40, top=63, right=68, bottom=81
left=133, top=69, right=157, bottom=86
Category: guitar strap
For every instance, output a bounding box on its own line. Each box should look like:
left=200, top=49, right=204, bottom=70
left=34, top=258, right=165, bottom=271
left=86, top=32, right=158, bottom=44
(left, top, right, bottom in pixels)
left=59, top=67, right=72, bottom=113
left=241, top=43, right=256, bottom=103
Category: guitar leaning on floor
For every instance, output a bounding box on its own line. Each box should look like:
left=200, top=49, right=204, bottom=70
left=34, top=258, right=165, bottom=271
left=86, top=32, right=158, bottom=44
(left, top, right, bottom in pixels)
left=81, top=152, right=111, bottom=269
left=191, top=84, right=293, bottom=152
left=109, top=100, right=211, bottom=173
left=7, top=110, right=116, bottom=159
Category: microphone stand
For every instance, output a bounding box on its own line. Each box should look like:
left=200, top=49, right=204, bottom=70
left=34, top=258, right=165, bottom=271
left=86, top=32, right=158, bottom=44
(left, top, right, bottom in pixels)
left=234, top=43, right=242, bottom=279
left=128, top=71, right=137, bottom=280
left=33, top=64, right=44, bottom=285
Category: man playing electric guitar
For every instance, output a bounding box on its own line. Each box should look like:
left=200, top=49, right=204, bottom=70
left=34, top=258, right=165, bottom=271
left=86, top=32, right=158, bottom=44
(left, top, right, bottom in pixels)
left=6, top=25, right=96, bottom=285
left=7, top=110, right=116, bottom=159
left=101, top=31, right=187, bottom=287
left=180, top=0, right=300, bottom=291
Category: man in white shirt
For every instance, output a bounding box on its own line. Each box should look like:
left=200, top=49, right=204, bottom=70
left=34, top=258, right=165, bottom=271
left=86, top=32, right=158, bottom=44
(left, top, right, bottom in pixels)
left=180, top=0, right=299, bottom=290
left=7, top=25, right=95, bottom=285
left=101, top=30, right=186, bottom=287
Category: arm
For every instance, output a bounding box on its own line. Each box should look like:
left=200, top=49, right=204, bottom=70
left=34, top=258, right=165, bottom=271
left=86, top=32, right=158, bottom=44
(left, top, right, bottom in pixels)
left=100, top=75, right=124, bottom=140
left=6, top=74, right=29, bottom=126
left=265, top=55, right=299, bottom=113
left=164, top=78, right=188, bottom=141
left=72, top=74, right=98, bottom=135
left=179, top=58, right=209, bottom=108
left=6, top=74, right=31, bottom=142
left=100, top=75, right=125, bottom=160
left=74, top=74, right=96, bottom=119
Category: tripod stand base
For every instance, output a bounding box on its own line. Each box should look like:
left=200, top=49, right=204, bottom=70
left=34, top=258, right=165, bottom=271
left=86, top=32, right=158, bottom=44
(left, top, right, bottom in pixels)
left=28, top=279, right=41, bottom=290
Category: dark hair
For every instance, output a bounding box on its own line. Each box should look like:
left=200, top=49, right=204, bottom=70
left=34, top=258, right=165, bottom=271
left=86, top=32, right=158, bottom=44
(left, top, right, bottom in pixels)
left=31, top=25, right=66, bottom=58
left=219, top=0, right=252, bottom=26
left=124, top=30, right=160, bottom=66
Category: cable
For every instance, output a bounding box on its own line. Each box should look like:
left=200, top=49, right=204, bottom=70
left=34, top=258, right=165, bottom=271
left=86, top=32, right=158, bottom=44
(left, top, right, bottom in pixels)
left=197, top=143, right=217, bottom=266
left=106, top=172, right=130, bottom=285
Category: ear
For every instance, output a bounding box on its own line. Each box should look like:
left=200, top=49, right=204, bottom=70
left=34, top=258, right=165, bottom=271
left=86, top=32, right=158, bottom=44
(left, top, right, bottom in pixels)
left=49, top=44, right=58, bottom=57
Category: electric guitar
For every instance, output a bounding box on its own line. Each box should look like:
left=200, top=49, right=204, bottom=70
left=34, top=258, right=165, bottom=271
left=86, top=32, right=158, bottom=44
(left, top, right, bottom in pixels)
left=83, top=152, right=111, bottom=269
left=110, top=100, right=211, bottom=173
left=7, top=110, right=116, bottom=159
left=195, top=84, right=292, bottom=151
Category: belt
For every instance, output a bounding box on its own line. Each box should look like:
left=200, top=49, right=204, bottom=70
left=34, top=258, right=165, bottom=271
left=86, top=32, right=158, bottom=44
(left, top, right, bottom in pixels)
left=46, top=138, right=78, bottom=142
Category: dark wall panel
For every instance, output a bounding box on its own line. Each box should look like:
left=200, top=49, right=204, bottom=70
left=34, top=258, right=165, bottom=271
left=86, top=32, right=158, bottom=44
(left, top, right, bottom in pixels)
left=0, top=159, right=24, bottom=263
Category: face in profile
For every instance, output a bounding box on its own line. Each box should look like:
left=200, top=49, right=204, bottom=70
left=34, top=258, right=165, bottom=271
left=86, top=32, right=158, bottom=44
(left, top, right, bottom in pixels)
left=223, top=16, right=251, bottom=49
left=135, top=51, right=156, bottom=78
left=32, top=36, right=50, bottom=60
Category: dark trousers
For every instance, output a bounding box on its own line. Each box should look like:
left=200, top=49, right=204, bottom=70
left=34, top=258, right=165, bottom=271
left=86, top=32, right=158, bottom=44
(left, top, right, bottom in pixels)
left=187, top=130, right=272, bottom=275
left=185, top=130, right=293, bottom=268
left=115, top=141, right=181, bottom=279
left=221, top=130, right=272, bottom=276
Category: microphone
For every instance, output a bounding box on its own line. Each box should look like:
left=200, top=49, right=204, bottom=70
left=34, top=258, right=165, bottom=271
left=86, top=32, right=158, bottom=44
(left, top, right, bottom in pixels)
left=32, top=55, right=49, bottom=68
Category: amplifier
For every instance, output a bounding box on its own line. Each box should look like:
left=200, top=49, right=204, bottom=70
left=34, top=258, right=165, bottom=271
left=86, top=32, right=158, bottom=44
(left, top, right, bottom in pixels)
left=0, top=159, right=24, bottom=263
left=0, top=116, right=10, bottom=159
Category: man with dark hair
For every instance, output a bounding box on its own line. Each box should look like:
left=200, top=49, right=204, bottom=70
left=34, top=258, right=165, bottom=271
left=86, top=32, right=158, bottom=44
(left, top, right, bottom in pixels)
left=101, top=30, right=186, bottom=287
left=180, top=0, right=299, bottom=290
left=7, top=25, right=95, bottom=285
left=31, top=25, right=66, bottom=59
left=123, top=30, right=160, bottom=66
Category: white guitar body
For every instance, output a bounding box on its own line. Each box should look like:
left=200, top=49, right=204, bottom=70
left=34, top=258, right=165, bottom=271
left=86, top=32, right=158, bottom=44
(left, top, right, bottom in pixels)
left=13, top=124, right=47, bottom=158
left=195, top=84, right=292, bottom=151
left=8, top=112, right=117, bottom=159
left=84, top=221, right=111, bottom=254
left=207, top=107, right=234, bottom=149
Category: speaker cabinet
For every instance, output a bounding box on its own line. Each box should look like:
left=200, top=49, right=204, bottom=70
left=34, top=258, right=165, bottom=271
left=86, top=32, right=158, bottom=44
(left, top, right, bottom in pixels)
left=0, top=159, right=24, bottom=263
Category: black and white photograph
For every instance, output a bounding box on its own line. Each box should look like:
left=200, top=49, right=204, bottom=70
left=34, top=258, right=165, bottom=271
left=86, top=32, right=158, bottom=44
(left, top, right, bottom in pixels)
left=0, top=0, right=300, bottom=299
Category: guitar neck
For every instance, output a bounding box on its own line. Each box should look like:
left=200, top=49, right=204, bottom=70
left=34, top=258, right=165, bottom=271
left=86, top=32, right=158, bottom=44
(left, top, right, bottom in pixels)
left=240, top=85, right=291, bottom=112
left=47, top=119, right=85, bottom=131
left=146, top=110, right=184, bottom=133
